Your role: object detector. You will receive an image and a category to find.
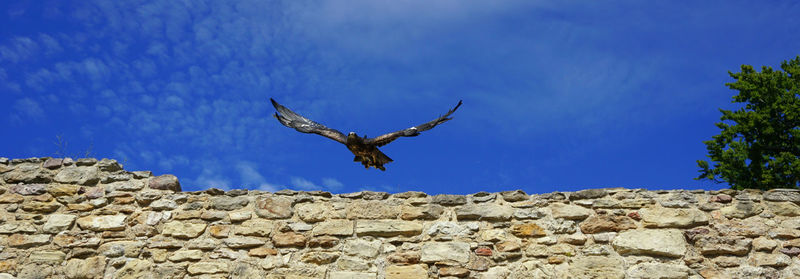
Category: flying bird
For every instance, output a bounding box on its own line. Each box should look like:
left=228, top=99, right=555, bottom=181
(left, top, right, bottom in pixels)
left=271, top=98, right=462, bottom=171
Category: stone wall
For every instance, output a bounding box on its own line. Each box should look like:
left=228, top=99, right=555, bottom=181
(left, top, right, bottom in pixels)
left=1, top=157, right=800, bottom=278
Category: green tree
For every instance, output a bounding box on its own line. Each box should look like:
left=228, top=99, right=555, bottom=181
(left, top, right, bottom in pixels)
left=697, top=56, right=800, bottom=190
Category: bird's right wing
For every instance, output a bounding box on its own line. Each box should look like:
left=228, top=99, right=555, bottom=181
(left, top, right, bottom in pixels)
left=270, top=98, right=347, bottom=144
left=365, top=100, right=462, bottom=147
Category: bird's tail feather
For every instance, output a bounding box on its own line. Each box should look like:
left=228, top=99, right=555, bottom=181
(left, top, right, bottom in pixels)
left=375, top=150, right=393, bottom=165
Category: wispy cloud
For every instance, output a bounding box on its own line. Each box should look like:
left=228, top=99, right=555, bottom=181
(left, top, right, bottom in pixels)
left=358, top=184, right=399, bottom=193
left=195, top=175, right=233, bottom=191
left=287, top=176, right=347, bottom=192
left=290, top=177, right=319, bottom=191
left=38, top=34, right=63, bottom=55
left=11, top=98, right=45, bottom=124
left=321, top=177, right=344, bottom=191
left=0, top=37, right=37, bottom=63
left=255, top=182, right=281, bottom=192
left=235, top=162, right=283, bottom=191
left=184, top=160, right=287, bottom=192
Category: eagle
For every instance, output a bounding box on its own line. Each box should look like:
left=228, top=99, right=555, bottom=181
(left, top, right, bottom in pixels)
left=271, top=98, right=462, bottom=171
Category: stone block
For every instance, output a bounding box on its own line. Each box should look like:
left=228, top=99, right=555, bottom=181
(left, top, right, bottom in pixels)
left=76, top=215, right=127, bottom=231
left=161, top=221, right=207, bottom=238
left=455, top=203, right=513, bottom=221
left=420, top=242, right=469, bottom=263
left=272, top=232, right=306, bottom=247
left=568, top=256, right=624, bottom=279
left=312, top=219, right=354, bottom=236
left=234, top=219, right=274, bottom=236
left=254, top=196, right=293, bottom=219
left=580, top=215, right=636, bottom=233
left=43, top=214, right=77, bottom=233
left=551, top=203, right=593, bottom=220
left=386, top=264, right=428, bottom=279
left=640, top=207, right=709, bottom=228
left=612, top=229, right=687, bottom=257
left=54, top=166, right=99, bottom=185
left=355, top=220, right=423, bottom=237
left=626, top=263, right=690, bottom=279
left=343, top=238, right=381, bottom=258
left=149, top=174, right=181, bottom=191
left=187, top=261, right=229, bottom=275
left=346, top=200, right=400, bottom=219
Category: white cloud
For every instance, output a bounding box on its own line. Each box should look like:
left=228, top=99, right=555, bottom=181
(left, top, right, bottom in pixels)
left=95, top=105, right=111, bottom=117
left=236, top=162, right=264, bottom=185
left=321, top=177, right=344, bottom=191
left=0, top=37, right=37, bottom=63
left=38, top=34, right=63, bottom=55
left=194, top=167, right=232, bottom=191
left=12, top=98, right=45, bottom=122
left=286, top=177, right=346, bottom=192
left=24, top=68, right=58, bottom=92
left=234, top=162, right=285, bottom=192
left=255, top=183, right=281, bottom=192
left=164, top=95, right=184, bottom=108
left=133, top=59, right=157, bottom=78
left=290, top=177, right=319, bottom=191
left=81, top=58, right=109, bottom=81
left=358, top=184, right=398, bottom=193
left=158, top=155, right=189, bottom=171
left=53, top=62, right=75, bottom=81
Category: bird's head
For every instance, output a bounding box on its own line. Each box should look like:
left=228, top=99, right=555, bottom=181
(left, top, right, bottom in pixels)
left=347, top=132, right=357, bottom=140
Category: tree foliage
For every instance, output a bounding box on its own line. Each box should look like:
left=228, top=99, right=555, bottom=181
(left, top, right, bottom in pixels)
left=697, top=56, right=800, bottom=190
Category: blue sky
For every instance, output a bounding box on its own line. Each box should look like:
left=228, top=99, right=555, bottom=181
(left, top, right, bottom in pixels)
left=1, top=1, right=799, bottom=194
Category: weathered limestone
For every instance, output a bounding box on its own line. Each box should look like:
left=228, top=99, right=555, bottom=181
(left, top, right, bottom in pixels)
left=0, top=157, right=799, bottom=279
left=4, top=164, right=52, bottom=184
left=510, top=223, right=547, bottom=237
left=612, top=229, right=687, bottom=257
left=386, top=264, right=428, bottom=279
left=7, top=234, right=51, bottom=248
left=568, top=256, right=625, bottom=279
left=76, top=215, right=127, bottom=231
left=330, top=271, right=377, bottom=279
left=149, top=174, right=181, bottom=191
left=212, top=196, right=249, bottom=211
left=347, top=200, right=400, bottom=219
left=626, top=263, right=690, bottom=279
left=254, top=196, right=293, bottom=219
left=272, top=232, right=306, bottom=247
left=720, top=200, right=764, bottom=219
left=456, top=203, right=513, bottom=221
left=420, top=242, right=470, bottom=263
left=639, top=207, right=709, bottom=228
left=29, top=250, right=66, bottom=264
left=234, top=219, right=273, bottom=236
left=579, top=214, right=636, bottom=233
left=167, top=250, right=204, bottom=262
left=312, top=219, right=354, bottom=236
left=551, top=203, right=593, bottom=220
left=161, top=221, right=207, bottom=238
left=188, top=261, right=229, bottom=275
left=355, top=220, right=423, bottom=237
left=695, top=236, right=752, bottom=256
left=64, top=256, right=106, bottom=279
left=54, top=166, right=100, bottom=185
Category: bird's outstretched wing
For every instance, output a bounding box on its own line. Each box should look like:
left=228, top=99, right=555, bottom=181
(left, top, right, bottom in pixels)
left=365, top=100, right=462, bottom=147
left=271, top=98, right=347, bottom=144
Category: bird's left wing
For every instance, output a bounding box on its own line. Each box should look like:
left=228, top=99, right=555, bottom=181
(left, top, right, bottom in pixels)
left=271, top=98, right=347, bottom=144
left=365, top=100, right=462, bottom=147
